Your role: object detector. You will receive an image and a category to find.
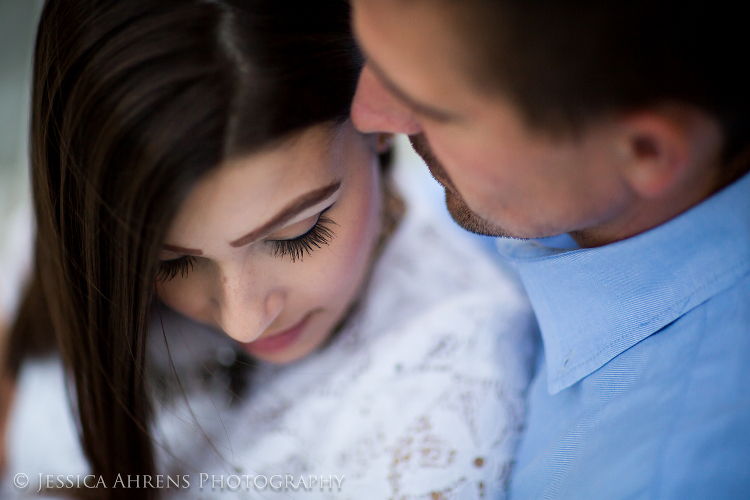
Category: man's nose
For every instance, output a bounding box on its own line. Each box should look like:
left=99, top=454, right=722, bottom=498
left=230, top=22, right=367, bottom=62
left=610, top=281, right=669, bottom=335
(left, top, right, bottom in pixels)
left=216, top=277, right=285, bottom=344
left=351, top=64, right=422, bottom=135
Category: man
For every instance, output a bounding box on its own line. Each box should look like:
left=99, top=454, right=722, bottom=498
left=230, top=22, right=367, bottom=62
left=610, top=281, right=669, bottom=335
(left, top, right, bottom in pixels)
left=350, top=1, right=750, bottom=498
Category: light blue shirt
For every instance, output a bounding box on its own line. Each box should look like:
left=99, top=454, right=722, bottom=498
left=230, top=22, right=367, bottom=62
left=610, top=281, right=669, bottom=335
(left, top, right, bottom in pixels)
left=503, top=172, right=750, bottom=499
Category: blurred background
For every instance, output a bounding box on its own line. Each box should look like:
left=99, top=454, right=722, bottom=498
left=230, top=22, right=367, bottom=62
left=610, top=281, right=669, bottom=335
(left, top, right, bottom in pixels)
left=0, top=0, right=45, bottom=320
left=0, top=0, right=44, bottom=219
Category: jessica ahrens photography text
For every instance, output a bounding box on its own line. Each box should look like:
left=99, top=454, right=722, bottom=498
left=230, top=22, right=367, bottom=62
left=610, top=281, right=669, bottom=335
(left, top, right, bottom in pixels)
left=15, top=473, right=345, bottom=493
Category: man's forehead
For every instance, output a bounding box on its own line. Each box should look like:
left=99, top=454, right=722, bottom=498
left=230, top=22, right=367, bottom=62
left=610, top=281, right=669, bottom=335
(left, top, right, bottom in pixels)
left=352, top=0, right=478, bottom=113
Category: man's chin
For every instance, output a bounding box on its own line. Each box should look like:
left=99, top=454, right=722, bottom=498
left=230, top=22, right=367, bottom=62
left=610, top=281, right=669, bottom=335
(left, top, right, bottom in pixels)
left=409, top=132, right=512, bottom=238
left=444, top=190, right=511, bottom=238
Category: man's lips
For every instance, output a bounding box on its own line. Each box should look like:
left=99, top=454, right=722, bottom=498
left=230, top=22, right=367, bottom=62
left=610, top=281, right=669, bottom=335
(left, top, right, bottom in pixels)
left=243, top=313, right=313, bottom=355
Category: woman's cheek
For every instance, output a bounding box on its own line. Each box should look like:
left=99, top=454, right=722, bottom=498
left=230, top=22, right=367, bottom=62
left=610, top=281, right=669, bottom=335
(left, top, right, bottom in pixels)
left=156, top=279, right=209, bottom=326
left=307, top=194, right=380, bottom=313
left=155, top=281, right=178, bottom=309
left=333, top=196, right=380, bottom=297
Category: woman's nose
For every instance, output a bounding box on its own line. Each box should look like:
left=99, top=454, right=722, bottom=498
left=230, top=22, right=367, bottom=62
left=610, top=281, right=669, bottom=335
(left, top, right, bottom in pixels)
left=351, top=64, right=422, bottom=135
left=216, top=277, right=285, bottom=344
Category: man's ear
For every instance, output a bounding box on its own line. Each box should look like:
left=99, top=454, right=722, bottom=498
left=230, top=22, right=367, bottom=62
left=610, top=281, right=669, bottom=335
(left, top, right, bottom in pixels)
left=618, top=113, right=691, bottom=198
left=618, top=106, right=723, bottom=199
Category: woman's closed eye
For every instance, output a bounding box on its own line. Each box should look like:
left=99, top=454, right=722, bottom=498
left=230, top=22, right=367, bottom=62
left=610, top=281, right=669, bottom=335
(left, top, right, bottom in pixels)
left=156, top=255, right=196, bottom=282
left=269, top=212, right=338, bottom=262
left=156, top=210, right=339, bottom=281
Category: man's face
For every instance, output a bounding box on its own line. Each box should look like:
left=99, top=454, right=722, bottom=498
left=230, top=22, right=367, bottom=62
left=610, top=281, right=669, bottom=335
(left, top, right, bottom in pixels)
left=351, top=0, right=633, bottom=239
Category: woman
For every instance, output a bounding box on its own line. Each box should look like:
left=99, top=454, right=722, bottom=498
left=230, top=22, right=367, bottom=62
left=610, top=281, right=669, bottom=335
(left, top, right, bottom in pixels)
left=2, top=0, right=535, bottom=498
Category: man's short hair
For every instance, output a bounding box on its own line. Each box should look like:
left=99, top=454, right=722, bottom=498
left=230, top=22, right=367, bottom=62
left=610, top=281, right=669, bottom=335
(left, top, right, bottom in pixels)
left=436, top=0, right=748, bottom=170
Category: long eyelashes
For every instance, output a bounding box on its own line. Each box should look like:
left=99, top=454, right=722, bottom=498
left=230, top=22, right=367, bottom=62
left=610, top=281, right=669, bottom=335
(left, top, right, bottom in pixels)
left=271, top=215, right=338, bottom=262
left=156, top=255, right=196, bottom=282
left=156, top=214, right=339, bottom=281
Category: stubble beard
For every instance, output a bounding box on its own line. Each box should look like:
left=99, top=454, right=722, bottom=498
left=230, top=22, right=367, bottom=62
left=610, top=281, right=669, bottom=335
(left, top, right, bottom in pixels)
left=409, top=133, right=512, bottom=237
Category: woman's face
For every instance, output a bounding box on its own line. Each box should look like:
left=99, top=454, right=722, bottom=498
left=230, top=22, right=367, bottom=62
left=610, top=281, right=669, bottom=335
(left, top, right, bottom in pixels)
left=156, top=121, right=383, bottom=364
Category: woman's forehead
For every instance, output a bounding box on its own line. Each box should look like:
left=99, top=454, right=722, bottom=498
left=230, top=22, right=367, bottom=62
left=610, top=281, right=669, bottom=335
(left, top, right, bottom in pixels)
left=163, top=124, right=351, bottom=250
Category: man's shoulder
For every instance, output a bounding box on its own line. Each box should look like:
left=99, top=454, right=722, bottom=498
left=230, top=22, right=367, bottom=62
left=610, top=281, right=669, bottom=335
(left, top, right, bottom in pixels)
left=652, top=272, right=750, bottom=497
left=512, top=272, right=750, bottom=499
left=605, top=279, right=750, bottom=496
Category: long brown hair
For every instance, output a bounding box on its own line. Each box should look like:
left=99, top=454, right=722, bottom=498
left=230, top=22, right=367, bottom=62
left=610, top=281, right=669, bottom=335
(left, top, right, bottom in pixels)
left=4, top=0, right=362, bottom=497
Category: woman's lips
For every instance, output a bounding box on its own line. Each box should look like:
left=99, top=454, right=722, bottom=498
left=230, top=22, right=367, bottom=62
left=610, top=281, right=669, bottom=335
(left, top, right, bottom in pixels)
left=243, top=313, right=312, bottom=355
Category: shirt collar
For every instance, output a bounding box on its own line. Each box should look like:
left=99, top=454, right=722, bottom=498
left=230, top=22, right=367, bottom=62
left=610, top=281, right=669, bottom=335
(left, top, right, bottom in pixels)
left=498, top=172, right=750, bottom=394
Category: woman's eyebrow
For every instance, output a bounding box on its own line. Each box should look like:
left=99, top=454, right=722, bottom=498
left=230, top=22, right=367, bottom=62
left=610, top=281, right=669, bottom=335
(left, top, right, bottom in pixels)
left=229, top=181, right=341, bottom=248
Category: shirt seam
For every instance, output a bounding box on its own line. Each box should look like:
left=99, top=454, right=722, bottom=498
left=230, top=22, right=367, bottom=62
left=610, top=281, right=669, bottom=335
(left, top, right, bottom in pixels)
left=555, top=260, right=750, bottom=384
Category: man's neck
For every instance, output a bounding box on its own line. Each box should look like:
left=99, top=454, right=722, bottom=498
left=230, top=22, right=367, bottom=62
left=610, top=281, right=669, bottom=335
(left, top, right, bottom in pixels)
left=570, top=164, right=724, bottom=248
